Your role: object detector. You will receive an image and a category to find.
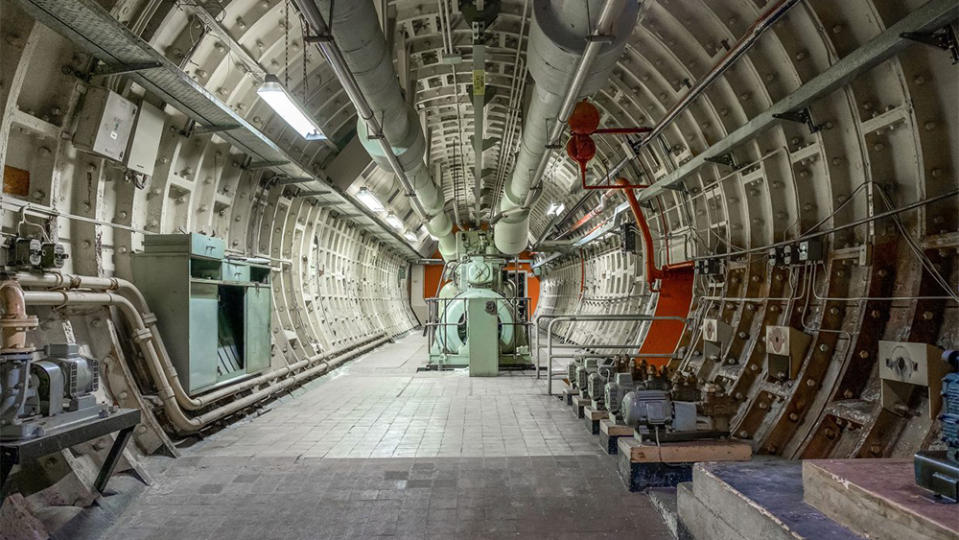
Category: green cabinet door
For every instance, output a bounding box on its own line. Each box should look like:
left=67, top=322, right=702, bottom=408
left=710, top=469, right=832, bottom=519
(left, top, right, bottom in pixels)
left=189, top=283, right=220, bottom=392
left=244, top=285, right=272, bottom=373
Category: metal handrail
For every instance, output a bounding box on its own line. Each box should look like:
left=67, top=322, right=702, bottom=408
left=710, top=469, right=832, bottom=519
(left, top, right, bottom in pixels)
left=543, top=314, right=686, bottom=395
left=532, top=312, right=672, bottom=379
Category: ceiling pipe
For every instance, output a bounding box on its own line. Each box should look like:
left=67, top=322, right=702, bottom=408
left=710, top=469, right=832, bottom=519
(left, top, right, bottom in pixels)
left=493, top=0, right=639, bottom=255
left=294, top=0, right=457, bottom=259
left=596, top=0, right=802, bottom=185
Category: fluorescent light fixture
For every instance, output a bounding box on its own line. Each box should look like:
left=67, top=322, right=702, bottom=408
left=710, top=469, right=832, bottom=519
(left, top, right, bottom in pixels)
left=546, top=202, right=566, bottom=216
left=385, top=213, right=404, bottom=230
left=356, top=187, right=385, bottom=212
left=257, top=74, right=327, bottom=140
left=404, top=232, right=419, bottom=243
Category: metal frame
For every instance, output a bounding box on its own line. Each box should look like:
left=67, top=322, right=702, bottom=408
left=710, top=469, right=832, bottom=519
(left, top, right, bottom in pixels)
left=535, top=314, right=686, bottom=395
left=0, top=408, right=140, bottom=502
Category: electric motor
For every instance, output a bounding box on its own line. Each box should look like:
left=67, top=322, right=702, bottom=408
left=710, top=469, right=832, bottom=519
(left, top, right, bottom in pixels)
left=567, top=358, right=583, bottom=389
left=587, top=370, right=608, bottom=404
left=605, top=372, right=635, bottom=418
left=622, top=389, right=672, bottom=427
left=575, top=358, right=598, bottom=397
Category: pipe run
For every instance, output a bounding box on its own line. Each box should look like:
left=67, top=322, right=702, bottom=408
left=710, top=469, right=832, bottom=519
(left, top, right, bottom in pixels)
left=494, top=0, right=639, bottom=255
left=294, top=0, right=457, bottom=259
left=14, top=272, right=390, bottom=433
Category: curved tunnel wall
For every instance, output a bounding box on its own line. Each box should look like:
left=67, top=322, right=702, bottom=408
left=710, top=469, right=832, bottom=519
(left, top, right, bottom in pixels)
left=0, top=0, right=957, bottom=463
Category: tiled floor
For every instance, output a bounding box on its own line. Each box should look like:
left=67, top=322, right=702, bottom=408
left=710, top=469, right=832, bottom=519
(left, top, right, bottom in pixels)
left=99, top=334, right=672, bottom=539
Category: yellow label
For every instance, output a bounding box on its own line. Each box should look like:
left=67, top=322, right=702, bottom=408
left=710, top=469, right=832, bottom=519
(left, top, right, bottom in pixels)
left=473, top=69, right=485, bottom=96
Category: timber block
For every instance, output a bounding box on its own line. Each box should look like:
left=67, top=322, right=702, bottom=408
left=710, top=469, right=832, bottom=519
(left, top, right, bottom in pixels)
left=561, top=387, right=575, bottom=406
left=571, top=395, right=589, bottom=418
left=803, top=458, right=959, bottom=540
left=599, top=419, right=632, bottom=455
left=582, top=406, right=608, bottom=434
left=616, top=437, right=751, bottom=492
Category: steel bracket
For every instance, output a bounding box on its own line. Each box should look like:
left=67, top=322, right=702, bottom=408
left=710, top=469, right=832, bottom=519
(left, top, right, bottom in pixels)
left=274, top=176, right=314, bottom=185
left=772, top=108, right=822, bottom=133
left=92, top=61, right=162, bottom=77
left=191, top=124, right=241, bottom=136
left=704, top=153, right=739, bottom=169
left=246, top=160, right=289, bottom=170
left=901, top=25, right=959, bottom=64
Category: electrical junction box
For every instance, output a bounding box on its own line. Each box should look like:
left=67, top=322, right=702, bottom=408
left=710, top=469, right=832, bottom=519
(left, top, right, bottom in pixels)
left=702, top=318, right=732, bottom=345
left=765, top=325, right=811, bottom=380
left=702, top=317, right=732, bottom=363
left=768, top=246, right=784, bottom=266
left=879, top=340, right=946, bottom=419
left=782, top=244, right=798, bottom=265
left=73, top=87, right=138, bottom=161
left=798, top=239, right=824, bottom=262
left=124, top=101, right=164, bottom=177
left=696, top=258, right=723, bottom=275
left=621, top=223, right=638, bottom=253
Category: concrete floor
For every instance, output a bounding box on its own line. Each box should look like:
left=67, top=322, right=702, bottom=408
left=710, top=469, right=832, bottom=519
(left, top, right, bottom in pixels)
left=99, top=334, right=673, bottom=539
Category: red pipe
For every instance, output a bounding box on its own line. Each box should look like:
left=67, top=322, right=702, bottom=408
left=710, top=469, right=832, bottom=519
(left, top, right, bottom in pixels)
left=616, top=178, right=660, bottom=282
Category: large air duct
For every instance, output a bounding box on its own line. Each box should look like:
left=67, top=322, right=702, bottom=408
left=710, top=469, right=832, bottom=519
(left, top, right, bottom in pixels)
left=304, top=0, right=457, bottom=259
left=493, top=0, right=638, bottom=255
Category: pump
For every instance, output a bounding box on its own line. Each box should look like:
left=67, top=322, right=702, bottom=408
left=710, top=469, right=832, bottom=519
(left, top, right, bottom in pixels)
left=426, top=231, right=532, bottom=375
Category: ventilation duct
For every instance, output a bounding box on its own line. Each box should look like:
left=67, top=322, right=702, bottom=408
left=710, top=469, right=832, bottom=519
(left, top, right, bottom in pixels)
left=303, top=0, right=457, bottom=259
left=493, top=0, right=639, bottom=255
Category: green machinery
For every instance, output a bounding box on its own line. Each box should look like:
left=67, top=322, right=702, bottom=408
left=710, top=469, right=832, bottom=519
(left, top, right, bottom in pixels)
left=427, top=230, right=532, bottom=375
left=132, top=233, right=272, bottom=395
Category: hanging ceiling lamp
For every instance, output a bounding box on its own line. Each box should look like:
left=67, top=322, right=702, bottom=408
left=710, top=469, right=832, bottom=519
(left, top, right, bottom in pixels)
left=257, top=74, right=326, bottom=140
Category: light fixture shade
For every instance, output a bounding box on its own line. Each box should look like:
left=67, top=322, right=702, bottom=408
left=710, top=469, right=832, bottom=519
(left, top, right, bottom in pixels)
left=385, top=213, right=404, bottom=230
left=356, top=187, right=385, bottom=212
left=257, top=74, right=327, bottom=141
left=404, top=232, right=419, bottom=243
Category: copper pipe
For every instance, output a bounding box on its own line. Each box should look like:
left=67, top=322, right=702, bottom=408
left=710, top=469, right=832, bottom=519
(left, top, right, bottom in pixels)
left=0, top=280, right=37, bottom=352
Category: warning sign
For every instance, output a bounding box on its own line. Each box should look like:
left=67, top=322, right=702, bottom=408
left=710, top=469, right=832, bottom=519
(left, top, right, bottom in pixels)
left=473, top=69, right=485, bottom=96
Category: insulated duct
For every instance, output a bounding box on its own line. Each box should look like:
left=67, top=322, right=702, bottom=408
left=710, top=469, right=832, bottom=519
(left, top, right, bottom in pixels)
left=300, top=0, right=457, bottom=259
left=493, top=0, right=638, bottom=255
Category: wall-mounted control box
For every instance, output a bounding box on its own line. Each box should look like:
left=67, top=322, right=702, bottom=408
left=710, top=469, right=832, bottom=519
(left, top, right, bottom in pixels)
left=765, top=325, right=811, bottom=380
left=124, top=101, right=164, bottom=177
left=73, top=87, right=138, bottom=161
left=879, top=340, right=946, bottom=419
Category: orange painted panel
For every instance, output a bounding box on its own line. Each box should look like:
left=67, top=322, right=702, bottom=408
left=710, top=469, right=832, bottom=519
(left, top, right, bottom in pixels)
left=637, top=267, right=694, bottom=368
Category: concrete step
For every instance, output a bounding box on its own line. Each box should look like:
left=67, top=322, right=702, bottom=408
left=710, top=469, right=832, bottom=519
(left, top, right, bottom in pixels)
left=678, top=460, right=864, bottom=540
left=647, top=487, right=679, bottom=539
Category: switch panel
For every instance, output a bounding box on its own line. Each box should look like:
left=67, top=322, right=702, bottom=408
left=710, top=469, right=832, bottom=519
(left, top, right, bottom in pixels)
left=879, top=340, right=947, bottom=419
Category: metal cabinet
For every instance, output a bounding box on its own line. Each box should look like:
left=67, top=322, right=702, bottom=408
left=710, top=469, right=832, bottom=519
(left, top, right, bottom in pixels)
left=133, top=234, right=272, bottom=395
left=244, top=286, right=272, bottom=373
